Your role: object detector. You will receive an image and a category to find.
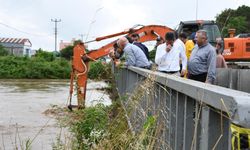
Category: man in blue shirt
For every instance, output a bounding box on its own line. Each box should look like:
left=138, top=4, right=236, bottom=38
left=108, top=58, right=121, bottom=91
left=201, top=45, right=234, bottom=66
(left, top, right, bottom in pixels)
left=188, top=30, right=216, bottom=84
left=116, top=37, right=151, bottom=69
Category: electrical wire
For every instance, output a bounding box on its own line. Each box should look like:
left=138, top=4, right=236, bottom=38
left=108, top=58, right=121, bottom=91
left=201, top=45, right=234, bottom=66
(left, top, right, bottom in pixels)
left=0, top=21, right=53, bottom=37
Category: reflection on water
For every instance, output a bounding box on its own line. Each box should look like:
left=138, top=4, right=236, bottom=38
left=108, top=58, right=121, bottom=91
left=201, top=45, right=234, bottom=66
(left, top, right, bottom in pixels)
left=0, top=79, right=111, bottom=150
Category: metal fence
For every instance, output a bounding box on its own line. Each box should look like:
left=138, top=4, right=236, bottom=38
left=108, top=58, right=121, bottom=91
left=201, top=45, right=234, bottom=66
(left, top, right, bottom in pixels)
left=115, top=66, right=250, bottom=150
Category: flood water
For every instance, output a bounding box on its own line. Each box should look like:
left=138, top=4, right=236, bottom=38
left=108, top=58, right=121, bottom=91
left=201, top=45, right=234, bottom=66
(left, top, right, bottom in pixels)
left=0, top=79, right=111, bottom=150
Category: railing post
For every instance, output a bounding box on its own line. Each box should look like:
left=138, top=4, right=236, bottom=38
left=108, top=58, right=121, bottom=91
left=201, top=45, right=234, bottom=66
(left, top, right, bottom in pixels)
left=199, top=105, right=210, bottom=150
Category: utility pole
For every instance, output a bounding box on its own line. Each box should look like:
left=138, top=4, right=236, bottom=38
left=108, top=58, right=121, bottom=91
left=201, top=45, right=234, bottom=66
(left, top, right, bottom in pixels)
left=51, top=19, right=61, bottom=52
left=79, top=34, right=84, bottom=42
left=195, top=0, right=198, bottom=20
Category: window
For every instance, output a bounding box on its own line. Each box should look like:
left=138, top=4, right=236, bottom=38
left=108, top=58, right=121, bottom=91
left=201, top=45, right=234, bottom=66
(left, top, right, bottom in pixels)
left=203, top=24, right=222, bottom=46
left=246, top=43, right=250, bottom=52
left=228, top=43, right=235, bottom=52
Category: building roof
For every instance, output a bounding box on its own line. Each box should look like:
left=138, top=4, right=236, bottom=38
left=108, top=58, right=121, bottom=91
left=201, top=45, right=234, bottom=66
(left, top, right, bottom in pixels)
left=0, top=38, right=32, bottom=46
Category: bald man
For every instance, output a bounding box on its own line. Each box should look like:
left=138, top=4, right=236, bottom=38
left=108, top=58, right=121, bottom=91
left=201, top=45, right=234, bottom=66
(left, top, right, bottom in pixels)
left=116, top=37, right=151, bottom=69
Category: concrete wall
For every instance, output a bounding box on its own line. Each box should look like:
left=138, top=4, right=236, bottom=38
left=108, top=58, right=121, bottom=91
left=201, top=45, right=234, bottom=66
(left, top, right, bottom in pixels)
left=215, top=68, right=250, bottom=93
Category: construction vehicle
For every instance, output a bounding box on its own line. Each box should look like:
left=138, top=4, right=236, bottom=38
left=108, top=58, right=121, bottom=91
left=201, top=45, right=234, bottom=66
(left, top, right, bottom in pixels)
left=222, top=29, right=250, bottom=68
left=176, top=20, right=222, bottom=46
left=68, top=25, right=174, bottom=109
left=68, top=20, right=226, bottom=108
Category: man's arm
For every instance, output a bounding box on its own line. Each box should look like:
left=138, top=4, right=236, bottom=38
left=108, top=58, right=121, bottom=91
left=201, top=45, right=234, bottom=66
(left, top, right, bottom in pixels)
left=155, top=44, right=166, bottom=65
left=206, top=48, right=216, bottom=83
left=222, top=56, right=228, bottom=68
left=180, top=45, right=187, bottom=72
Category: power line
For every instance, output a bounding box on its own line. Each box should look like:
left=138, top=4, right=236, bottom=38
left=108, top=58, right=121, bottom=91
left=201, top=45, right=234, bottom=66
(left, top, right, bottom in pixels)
left=195, top=0, right=198, bottom=20
left=0, top=21, right=53, bottom=37
left=85, top=7, right=103, bottom=42
left=51, top=19, right=61, bottom=52
left=79, top=34, right=85, bottom=41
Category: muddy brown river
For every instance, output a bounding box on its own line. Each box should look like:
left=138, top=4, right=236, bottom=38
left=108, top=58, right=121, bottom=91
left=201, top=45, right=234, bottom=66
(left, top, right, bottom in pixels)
left=0, top=79, right=111, bottom=150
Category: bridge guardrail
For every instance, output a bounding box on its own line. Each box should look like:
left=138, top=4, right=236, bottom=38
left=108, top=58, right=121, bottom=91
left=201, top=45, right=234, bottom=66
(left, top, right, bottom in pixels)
left=115, top=66, right=250, bottom=150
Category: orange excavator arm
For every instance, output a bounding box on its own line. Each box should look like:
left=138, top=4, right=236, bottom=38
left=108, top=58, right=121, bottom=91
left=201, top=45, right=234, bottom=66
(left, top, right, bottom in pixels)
left=68, top=25, right=174, bottom=109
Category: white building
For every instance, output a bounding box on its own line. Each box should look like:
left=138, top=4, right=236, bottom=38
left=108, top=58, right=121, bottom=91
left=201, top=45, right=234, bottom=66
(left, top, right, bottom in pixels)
left=0, top=38, right=32, bottom=57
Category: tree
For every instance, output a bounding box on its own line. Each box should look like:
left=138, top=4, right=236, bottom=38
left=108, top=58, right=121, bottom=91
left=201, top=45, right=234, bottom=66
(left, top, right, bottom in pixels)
left=60, top=45, right=74, bottom=60
left=216, top=5, right=250, bottom=37
left=60, top=39, right=86, bottom=60
left=0, top=44, right=8, bottom=56
left=223, top=16, right=248, bottom=36
left=35, top=48, right=55, bottom=61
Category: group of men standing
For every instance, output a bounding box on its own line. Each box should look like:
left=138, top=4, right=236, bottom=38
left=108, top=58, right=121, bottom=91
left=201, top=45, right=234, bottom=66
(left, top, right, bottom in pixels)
left=113, top=30, right=219, bottom=84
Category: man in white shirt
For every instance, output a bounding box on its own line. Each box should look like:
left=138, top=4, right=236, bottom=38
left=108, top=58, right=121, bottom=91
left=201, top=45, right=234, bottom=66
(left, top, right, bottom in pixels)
left=155, top=32, right=187, bottom=76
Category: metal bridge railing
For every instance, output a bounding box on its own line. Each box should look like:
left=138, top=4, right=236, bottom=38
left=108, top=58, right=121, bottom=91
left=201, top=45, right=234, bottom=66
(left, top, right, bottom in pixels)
left=115, top=66, right=250, bottom=150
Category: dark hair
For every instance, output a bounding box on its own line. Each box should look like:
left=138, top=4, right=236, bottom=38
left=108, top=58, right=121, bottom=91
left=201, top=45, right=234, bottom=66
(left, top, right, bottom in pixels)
left=131, top=33, right=139, bottom=38
left=125, top=36, right=133, bottom=43
left=113, top=42, right=118, bottom=49
left=165, top=32, right=175, bottom=41
left=156, top=36, right=163, bottom=41
left=179, top=32, right=187, bottom=39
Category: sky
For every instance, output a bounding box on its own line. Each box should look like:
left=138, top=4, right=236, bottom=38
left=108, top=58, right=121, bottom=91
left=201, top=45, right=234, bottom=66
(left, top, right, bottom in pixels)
left=0, top=0, right=249, bottom=51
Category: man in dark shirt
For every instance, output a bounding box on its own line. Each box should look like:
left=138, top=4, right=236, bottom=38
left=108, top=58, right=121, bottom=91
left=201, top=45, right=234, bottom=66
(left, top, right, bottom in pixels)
left=130, top=33, right=150, bottom=60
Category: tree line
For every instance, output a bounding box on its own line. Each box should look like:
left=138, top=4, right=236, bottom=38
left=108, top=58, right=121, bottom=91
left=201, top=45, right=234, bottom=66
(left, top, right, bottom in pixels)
left=215, top=5, right=250, bottom=37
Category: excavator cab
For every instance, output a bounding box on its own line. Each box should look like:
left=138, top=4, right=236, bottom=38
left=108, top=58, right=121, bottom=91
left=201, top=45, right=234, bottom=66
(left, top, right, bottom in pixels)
left=176, top=20, right=222, bottom=46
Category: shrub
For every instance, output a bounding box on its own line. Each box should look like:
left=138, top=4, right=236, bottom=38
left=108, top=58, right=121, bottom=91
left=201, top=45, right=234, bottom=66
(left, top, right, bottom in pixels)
left=0, top=56, right=71, bottom=79
left=88, top=61, right=111, bottom=80
left=70, top=104, right=109, bottom=149
left=0, top=44, right=8, bottom=56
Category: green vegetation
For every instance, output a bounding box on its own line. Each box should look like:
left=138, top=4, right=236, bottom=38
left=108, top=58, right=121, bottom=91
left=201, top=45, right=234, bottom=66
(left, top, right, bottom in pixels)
left=216, top=5, right=250, bottom=37
left=52, top=72, right=161, bottom=149
left=0, top=44, right=8, bottom=56
left=60, top=45, right=74, bottom=60
left=149, top=48, right=156, bottom=62
left=69, top=104, right=109, bottom=149
left=0, top=46, right=110, bottom=79
left=35, top=48, right=56, bottom=61
left=88, top=61, right=111, bottom=80
left=60, top=40, right=85, bottom=60
left=0, top=56, right=71, bottom=79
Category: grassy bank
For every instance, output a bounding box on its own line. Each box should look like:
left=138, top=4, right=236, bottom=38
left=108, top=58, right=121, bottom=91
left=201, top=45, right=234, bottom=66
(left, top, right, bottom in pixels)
left=51, top=73, right=160, bottom=150
left=0, top=56, right=71, bottom=79
left=0, top=56, right=110, bottom=79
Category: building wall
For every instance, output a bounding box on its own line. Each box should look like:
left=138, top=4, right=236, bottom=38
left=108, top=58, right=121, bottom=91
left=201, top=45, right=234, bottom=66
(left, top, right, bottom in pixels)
left=0, top=42, right=31, bottom=57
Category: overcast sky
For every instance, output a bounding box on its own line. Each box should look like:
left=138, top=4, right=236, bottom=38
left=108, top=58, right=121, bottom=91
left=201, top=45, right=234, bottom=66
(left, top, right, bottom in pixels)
left=0, top=0, right=249, bottom=51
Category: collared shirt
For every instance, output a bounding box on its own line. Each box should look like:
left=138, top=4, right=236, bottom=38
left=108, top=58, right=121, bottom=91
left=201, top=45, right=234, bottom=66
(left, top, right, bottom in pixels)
left=155, top=40, right=187, bottom=72
left=188, top=43, right=216, bottom=83
left=133, top=42, right=150, bottom=60
left=123, top=43, right=150, bottom=68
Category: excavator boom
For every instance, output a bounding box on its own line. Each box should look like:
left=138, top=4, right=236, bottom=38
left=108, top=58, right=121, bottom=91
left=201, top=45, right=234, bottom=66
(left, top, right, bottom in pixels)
left=69, top=25, right=174, bottom=109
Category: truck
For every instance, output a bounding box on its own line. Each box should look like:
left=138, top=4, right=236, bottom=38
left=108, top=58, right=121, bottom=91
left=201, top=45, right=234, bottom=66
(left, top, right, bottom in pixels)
left=176, top=20, right=222, bottom=46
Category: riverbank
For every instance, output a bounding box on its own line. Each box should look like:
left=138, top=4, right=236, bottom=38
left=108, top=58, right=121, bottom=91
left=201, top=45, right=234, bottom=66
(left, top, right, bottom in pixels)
left=0, top=79, right=111, bottom=149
